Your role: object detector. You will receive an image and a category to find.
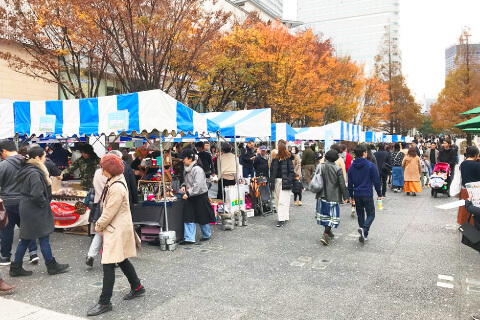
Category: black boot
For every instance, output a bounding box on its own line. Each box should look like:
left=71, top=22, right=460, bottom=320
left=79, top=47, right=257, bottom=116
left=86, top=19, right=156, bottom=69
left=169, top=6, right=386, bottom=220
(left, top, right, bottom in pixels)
left=9, top=261, right=33, bottom=277
left=46, top=258, right=69, bottom=275
left=87, top=303, right=112, bottom=316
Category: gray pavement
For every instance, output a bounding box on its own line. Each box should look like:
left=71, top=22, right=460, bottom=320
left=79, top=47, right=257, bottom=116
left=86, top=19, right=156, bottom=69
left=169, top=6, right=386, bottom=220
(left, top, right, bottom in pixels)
left=1, top=188, right=479, bottom=320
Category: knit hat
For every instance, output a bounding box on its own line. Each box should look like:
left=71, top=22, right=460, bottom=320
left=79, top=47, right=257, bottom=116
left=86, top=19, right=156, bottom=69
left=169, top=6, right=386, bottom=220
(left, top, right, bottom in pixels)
left=101, top=154, right=124, bottom=176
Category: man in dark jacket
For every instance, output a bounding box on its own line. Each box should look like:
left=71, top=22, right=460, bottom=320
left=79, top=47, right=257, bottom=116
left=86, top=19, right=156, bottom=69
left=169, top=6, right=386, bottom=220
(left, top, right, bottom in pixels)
left=240, top=140, right=255, bottom=178
left=425, top=142, right=439, bottom=175
left=348, top=145, right=382, bottom=243
left=195, top=141, right=215, bottom=178
left=302, top=144, right=316, bottom=185
left=438, top=139, right=458, bottom=187
left=0, top=141, right=38, bottom=266
left=253, top=146, right=269, bottom=177
left=374, top=143, right=392, bottom=197
left=411, top=140, right=421, bottom=157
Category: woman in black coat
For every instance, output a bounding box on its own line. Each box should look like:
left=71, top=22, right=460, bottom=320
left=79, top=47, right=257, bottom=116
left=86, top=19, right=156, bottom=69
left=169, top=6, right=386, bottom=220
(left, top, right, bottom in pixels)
left=269, top=142, right=295, bottom=227
left=9, top=147, right=69, bottom=277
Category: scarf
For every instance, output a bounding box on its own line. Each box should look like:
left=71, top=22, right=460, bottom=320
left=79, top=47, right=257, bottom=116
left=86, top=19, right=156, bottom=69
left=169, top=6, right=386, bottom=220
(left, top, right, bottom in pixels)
left=184, top=158, right=198, bottom=173
left=27, top=158, right=52, bottom=186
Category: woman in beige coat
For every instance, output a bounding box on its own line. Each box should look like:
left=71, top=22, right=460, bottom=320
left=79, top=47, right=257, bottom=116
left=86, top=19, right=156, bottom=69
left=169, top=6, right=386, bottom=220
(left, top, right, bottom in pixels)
left=87, top=154, right=144, bottom=317
left=402, top=147, right=422, bottom=196
left=292, top=147, right=302, bottom=178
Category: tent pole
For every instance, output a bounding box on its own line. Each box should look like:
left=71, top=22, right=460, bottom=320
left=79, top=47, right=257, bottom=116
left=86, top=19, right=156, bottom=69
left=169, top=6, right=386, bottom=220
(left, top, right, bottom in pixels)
left=217, top=131, right=225, bottom=208
left=234, top=135, right=241, bottom=214
left=160, top=137, right=169, bottom=232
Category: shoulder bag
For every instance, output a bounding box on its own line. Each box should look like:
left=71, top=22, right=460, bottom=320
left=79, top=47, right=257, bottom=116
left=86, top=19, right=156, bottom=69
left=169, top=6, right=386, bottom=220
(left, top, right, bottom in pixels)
left=308, top=164, right=324, bottom=193
left=459, top=214, right=480, bottom=253
left=0, top=202, right=8, bottom=229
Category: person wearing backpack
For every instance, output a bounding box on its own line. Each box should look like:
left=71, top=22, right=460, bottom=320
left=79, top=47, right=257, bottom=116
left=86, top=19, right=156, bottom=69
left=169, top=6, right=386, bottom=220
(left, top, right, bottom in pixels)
left=348, top=145, right=382, bottom=243
left=315, top=150, right=349, bottom=246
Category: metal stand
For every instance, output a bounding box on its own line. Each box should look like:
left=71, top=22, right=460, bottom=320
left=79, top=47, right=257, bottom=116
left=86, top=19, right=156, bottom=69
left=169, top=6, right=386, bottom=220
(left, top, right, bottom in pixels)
left=159, top=138, right=176, bottom=250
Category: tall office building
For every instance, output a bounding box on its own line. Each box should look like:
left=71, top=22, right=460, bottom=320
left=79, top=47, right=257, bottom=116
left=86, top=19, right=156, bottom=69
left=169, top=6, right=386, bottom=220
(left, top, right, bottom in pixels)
left=232, top=0, right=283, bottom=20
left=445, top=43, right=480, bottom=77
left=297, top=0, right=401, bottom=71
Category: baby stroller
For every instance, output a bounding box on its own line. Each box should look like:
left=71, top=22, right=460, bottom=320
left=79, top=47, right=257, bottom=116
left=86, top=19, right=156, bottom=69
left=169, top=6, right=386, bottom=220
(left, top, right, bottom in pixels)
left=250, top=176, right=273, bottom=216
left=430, top=162, right=450, bottom=198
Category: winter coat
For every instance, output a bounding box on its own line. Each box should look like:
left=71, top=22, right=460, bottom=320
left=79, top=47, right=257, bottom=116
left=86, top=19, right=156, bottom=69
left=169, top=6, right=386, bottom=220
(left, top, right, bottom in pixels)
left=301, top=148, right=315, bottom=166
left=123, top=163, right=138, bottom=205
left=425, top=148, right=439, bottom=164
left=17, top=159, right=54, bottom=240
left=402, top=155, right=422, bottom=182
left=320, top=157, right=347, bottom=182
left=374, top=150, right=392, bottom=176
left=317, top=161, right=348, bottom=203
left=240, top=146, right=255, bottom=169
left=438, top=148, right=457, bottom=170
left=292, top=179, right=303, bottom=194
left=95, top=175, right=137, bottom=264
left=269, top=156, right=295, bottom=191
left=45, top=158, right=62, bottom=177
left=62, top=156, right=99, bottom=190
left=347, top=157, right=382, bottom=198
left=0, top=154, right=23, bottom=206
left=253, top=154, right=269, bottom=177
left=198, top=151, right=215, bottom=176
left=421, top=159, right=430, bottom=173
left=182, top=160, right=208, bottom=197
left=293, top=154, right=302, bottom=178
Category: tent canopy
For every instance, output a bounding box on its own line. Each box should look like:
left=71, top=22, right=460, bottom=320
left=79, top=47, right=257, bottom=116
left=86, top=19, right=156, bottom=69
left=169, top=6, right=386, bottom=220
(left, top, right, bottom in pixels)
left=202, top=109, right=271, bottom=138
left=461, top=107, right=480, bottom=115
left=13, top=89, right=219, bottom=137
left=455, top=116, right=480, bottom=129
left=271, top=123, right=296, bottom=141
left=295, top=121, right=362, bottom=141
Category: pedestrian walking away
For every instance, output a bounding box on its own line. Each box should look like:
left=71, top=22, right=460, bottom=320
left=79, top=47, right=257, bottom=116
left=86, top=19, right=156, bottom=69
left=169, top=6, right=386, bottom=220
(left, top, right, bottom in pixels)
left=9, top=147, right=69, bottom=278
left=402, top=147, right=422, bottom=196
left=391, top=143, right=406, bottom=193
left=348, top=145, right=382, bottom=243
left=374, top=142, right=392, bottom=197
left=291, top=147, right=302, bottom=179
left=315, top=150, right=349, bottom=246
left=270, top=142, right=295, bottom=227
left=217, top=143, right=238, bottom=200
left=302, top=144, right=316, bottom=185
left=0, top=141, right=38, bottom=266
left=179, top=149, right=216, bottom=245
left=87, top=154, right=144, bottom=317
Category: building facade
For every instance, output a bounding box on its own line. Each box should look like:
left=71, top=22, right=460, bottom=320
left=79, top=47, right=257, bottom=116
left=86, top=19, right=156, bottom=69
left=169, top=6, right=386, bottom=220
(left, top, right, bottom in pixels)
left=297, top=0, right=400, bottom=71
left=445, top=43, right=480, bottom=77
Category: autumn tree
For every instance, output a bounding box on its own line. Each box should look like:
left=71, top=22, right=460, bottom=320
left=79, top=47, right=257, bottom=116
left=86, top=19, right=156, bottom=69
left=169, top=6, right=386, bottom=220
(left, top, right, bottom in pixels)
left=430, top=28, right=480, bottom=143
left=358, top=75, right=390, bottom=130
left=0, top=0, right=109, bottom=99
left=374, top=26, right=421, bottom=134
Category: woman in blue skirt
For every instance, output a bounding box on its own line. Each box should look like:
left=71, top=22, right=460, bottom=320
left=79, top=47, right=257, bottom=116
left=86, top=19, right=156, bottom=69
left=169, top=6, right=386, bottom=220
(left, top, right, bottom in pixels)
left=391, top=143, right=406, bottom=192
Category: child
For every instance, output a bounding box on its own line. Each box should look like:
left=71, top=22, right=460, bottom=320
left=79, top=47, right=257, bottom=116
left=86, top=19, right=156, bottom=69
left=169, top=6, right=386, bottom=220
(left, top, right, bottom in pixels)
left=292, top=174, right=303, bottom=206
left=420, top=154, right=430, bottom=188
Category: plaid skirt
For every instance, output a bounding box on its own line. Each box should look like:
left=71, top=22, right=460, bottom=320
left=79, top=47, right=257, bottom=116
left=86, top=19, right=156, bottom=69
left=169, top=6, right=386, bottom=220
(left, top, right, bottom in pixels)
left=315, top=199, right=340, bottom=228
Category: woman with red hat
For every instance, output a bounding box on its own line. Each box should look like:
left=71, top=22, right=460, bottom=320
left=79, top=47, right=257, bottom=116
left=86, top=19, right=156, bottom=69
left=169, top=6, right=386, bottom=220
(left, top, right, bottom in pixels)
left=87, top=154, right=144, bottom=317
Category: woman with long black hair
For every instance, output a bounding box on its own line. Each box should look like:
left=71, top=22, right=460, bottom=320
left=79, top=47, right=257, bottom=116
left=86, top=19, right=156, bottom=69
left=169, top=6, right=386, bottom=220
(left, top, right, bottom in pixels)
left=9, top=147, right=69, bottom=277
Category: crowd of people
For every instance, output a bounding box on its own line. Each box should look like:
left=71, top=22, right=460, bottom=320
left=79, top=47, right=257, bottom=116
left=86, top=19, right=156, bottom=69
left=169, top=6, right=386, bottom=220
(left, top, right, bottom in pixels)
left=0, top=134, right=471, bottom=316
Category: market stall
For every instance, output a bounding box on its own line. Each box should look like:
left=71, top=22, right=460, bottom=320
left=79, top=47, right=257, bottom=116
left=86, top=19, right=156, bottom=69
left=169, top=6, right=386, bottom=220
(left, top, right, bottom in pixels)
left=11, top=90, right=220, bottom=243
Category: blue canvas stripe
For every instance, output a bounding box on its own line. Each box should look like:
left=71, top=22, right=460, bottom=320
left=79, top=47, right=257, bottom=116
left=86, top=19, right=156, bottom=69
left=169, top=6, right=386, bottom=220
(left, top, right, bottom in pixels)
left=117, top=92, right=140, bottom=134
left=79, top=98, right=99, bottom=135
left=14, top=102, right=31, bottom=136
left=45, top=100, right=63, bottom=135
left=340, top=122, right=344, bottom=140
left=271, top=124, right=277, bottom=141
left=176, top=101, right=194, bottom=133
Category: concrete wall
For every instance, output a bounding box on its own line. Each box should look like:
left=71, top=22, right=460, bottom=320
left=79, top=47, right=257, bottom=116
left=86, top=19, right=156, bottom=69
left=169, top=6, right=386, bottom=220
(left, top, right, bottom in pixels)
left=0, top=41, right=58, bottom=101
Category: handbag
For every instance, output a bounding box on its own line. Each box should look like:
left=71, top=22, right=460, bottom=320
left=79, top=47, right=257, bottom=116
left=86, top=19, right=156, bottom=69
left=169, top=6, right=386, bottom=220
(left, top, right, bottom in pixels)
left=459, top=214, right=480, bottom=252
left=449, top=163, right=462, bottom=198
left=308, top=164, right=324, bottom=193
left=0, top=202, right=8, bottom=229
left=382, top=161, right=392, bottom=174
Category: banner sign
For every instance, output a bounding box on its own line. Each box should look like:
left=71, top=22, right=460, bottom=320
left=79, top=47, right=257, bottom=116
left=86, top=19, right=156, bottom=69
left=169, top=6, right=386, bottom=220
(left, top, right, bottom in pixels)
left=39, top=115, right=56, bottom=133
left=108, top=111, right=129, bottom=131
left=51, top=202, right=90, bottom=228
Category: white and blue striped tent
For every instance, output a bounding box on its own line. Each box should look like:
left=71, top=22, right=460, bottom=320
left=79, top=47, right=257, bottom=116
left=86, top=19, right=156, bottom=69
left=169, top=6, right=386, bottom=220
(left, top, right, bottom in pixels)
left=202, top=109, right=271, bottom=138
left=12, top=89, right=219, bottom=137
left=271, top=123, right=297, bottom=141
left=0, top=102, right=15, bottom=139
left=295, top=121, right=362, bottom=142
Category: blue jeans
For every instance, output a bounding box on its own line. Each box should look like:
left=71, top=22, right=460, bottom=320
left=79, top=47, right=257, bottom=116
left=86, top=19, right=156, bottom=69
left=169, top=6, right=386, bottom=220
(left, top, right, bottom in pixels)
left=242, top=167, right=255, bottom=179
left=183, top=223, right=211, bottom=242
left=0, top=204, right=37, bottom=258
left=355, top=197, right=375, bottom=238
left=14, top=235, right=53, bottom=264
left=430, top=164, right=435, bottom=176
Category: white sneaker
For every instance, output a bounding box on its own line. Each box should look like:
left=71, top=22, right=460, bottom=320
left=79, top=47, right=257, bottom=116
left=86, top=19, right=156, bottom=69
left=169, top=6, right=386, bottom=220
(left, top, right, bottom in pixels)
left=358, top=228, right=365, bottom=243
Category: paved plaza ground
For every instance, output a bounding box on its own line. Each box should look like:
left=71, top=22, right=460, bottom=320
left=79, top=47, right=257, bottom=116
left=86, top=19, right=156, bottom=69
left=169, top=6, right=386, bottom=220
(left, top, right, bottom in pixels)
left=0, top=188, right=479, bottom=319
